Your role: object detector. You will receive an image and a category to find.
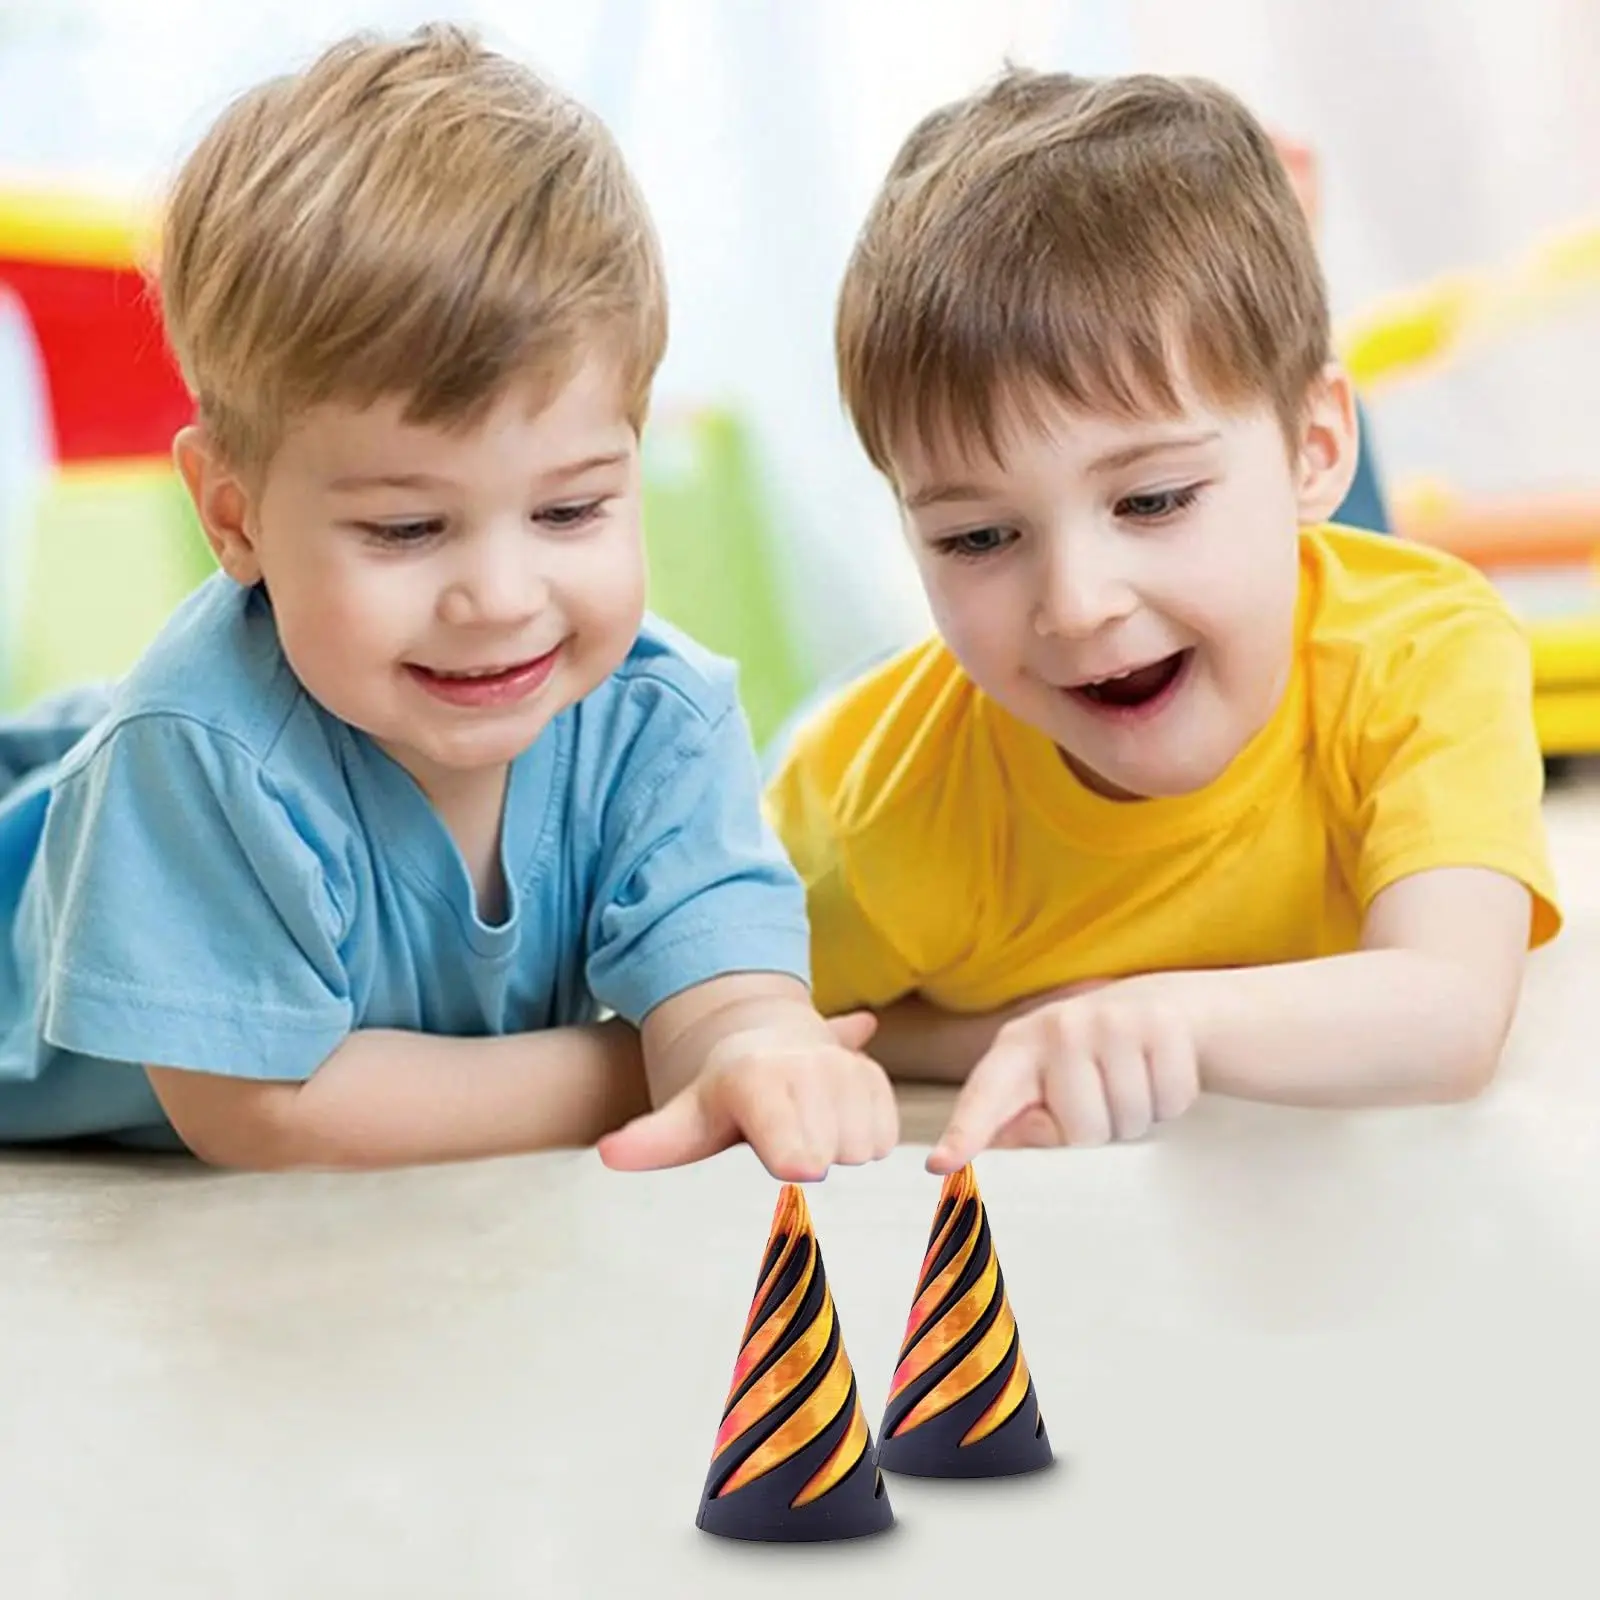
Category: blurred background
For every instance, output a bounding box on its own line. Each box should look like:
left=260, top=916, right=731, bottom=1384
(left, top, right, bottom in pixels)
left=2, top=0, right=1598, bottom=753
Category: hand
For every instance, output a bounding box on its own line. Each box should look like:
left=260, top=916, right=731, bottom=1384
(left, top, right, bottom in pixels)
left=927, top=988, right=1200, bottom=1172
left=597, top=1010, right=898, bottom=1180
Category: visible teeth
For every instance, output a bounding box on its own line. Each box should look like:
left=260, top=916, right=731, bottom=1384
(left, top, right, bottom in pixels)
left=435, top=665, right=511, bottom=680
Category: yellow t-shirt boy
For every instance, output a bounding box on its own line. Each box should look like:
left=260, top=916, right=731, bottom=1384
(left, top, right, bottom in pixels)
left=766, top=69, right=1560, bottom=1170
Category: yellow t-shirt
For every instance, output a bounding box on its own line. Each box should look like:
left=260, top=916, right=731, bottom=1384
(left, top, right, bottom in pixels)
left=764, top=524, right=1562, bottom=1017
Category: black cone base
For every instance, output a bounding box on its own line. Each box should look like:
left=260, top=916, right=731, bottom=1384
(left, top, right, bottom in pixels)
left=878, top=1164, right=1054, bottom=1479
left=878, top=1365, right=1052, bottom=1479
left=697, top=1387, right=894, bottom=1542
left=697, top=1185, right=895, bottom=1542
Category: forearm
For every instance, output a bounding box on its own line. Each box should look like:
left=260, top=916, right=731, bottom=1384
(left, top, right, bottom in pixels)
left=1133, top=950, right=1514, bottom=1108
left=158, top=1019, right=650, bottom=1171
left=863, top=994, right=1021, bottom=1084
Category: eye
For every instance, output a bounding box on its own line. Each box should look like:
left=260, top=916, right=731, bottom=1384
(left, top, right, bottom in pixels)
left=535, top=499, right=606, bottom=531
left=933, top=525, right=1018, bottom=561
left=1115, top=484, right=1203, bottom=522
left=356, top=518, right=445, bottom=546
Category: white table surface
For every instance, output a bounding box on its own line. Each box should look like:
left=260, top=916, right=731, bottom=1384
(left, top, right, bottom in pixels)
left=5, top=781, right=1600, bottom=1599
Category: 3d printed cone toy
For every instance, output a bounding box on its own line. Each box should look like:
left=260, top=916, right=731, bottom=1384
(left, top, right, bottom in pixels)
left=877, top=1164, right=1053, bottom=1478
left=696, top=1184, right=894, bottom=1542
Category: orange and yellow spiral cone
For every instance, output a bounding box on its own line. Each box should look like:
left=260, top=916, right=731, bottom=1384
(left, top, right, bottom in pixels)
left=877, top=1164, right=1053, bottom=1478
left=696, top=1185, right=894, bottom=1541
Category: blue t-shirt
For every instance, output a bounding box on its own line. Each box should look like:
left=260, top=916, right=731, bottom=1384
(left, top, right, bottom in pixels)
left=0, top=576, right=811, bottom=1148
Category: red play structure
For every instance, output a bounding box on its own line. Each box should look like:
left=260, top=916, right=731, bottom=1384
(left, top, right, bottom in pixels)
left=0, top=186, right=190, bottom=465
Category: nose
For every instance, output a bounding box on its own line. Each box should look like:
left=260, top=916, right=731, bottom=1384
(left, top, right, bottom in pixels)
left=438, top=519, right=549, bottom=629
left=1032, top=535, right=1136, bottom=640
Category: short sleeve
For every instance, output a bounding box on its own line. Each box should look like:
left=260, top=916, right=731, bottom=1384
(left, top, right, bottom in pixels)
left=1345, top=605, right=1561, bottom=946
left=763, top=745, right=920, bottom=1016
left=36, top=715, right=354, bottom=1078
left=585, top=695, right=811, bottom=1023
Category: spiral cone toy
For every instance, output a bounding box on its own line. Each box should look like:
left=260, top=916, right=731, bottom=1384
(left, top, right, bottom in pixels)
left=696, top=1184, right=894, bottom=1541
left=878, top=1164, right=1053, bottom=1478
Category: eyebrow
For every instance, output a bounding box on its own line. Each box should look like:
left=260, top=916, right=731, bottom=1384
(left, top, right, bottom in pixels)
left=902, top=429, right=1223, bottom=511
left=1086, top=430, right=1221, bottom=474
left=327, top=451, right=632, bottom=493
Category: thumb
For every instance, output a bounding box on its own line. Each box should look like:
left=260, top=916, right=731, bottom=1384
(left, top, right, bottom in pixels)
left=825, top=1009, right=879, bottom=1052
left=598, top=1084, right=735, bottom=1172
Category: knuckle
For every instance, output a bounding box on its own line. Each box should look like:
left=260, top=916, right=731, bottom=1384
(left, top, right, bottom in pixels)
left=995, top=1016, right=1034, bottom=1056
left=1145, top=1003, right=1183, bottom=1046
left=1041, top=1007, right=1072, bottom=1046
left=1096, top=1000, right=1132, bottom=1035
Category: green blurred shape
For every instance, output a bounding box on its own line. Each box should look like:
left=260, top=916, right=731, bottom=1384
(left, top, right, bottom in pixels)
left=11, top=464, right=211, bottom=707
left=640, top=406, right=811, bottom=746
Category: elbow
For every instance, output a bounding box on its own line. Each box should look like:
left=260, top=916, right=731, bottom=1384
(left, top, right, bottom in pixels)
left=1384, top=950, right=1518, bottom=1106
left=166, top=1095, right=321, bottom=1172
left=1435, top=998, right=1516, bottom=1105
left=148, top=1063, right=358, bottom=1171
left=1438, top=1047, right=1501, bottom=1104
left=198, top=1116, right=373, bottom=1171
left=179, top=1118, right=305, bottom=1171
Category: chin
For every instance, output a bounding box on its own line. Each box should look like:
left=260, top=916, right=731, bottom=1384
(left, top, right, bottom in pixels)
left=387, top=711, right=546, bottom=773
left=1145, top=750, right=1238, bottom=796
left=1087, top=742, right=1236, bottom=799
left=450, top=722, right=556, bottom=770
left=1131, top=772, right=1214, bottom=799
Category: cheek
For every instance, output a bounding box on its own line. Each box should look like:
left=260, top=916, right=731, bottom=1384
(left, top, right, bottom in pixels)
left=1232, top=525, right=1300, bottom=619
left=1172, top=504, right=1295, bottom=617
left=1191, top=544, right=1297, bottom=676
left=262, top=540, right=416, bottom=674
left=561, top=518, right=647, bottom=629
left=920, top=567, right=1020, bottom=669
left=915, top=564, right=967, bottom=641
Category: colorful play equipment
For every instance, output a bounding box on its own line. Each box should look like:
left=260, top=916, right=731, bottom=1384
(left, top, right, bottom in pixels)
left=1393, top=482, right=1600, bottom=758
left=0, top=184, right=813, bottom=745
left=0, top=183, right=186, bottom=463
left=1337, top=215, right=1600, bottom=758
left=1340, top=218, right=1600, bottom=397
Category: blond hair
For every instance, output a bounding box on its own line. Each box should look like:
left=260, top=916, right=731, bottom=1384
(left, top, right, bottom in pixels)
left=158, top=24, right=666, bottom=476
left=836, top=69, right=1329, bottom=479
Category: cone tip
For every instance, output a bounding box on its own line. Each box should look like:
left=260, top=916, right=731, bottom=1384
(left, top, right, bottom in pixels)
left=939, top=1161, right=979, bottom=1203
left=773, top=1182, right=813, bottom=1229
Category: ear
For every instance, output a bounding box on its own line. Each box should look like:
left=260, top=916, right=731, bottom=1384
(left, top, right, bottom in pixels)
left=1293, top=363, right=1360, bottom=525
left=173, top=425, right=263, bottom=585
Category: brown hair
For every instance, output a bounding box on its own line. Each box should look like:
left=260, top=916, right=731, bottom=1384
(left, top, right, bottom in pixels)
left=158, top=23, right=666, bottom=477
left=835, top=68, right=1329, bottom=479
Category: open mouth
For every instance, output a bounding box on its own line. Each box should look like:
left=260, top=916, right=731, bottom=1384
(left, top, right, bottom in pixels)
left=1067, top=650, right=1191, bottom=713
left=406, top=645, right=563, bottom=706
left=427, top=663, right=529, bottom=681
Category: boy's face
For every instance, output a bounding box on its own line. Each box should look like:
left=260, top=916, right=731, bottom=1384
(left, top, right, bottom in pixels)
left=179, top=355, right=645, bottom=805
left=891, top=369, right=1356, bottom=799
